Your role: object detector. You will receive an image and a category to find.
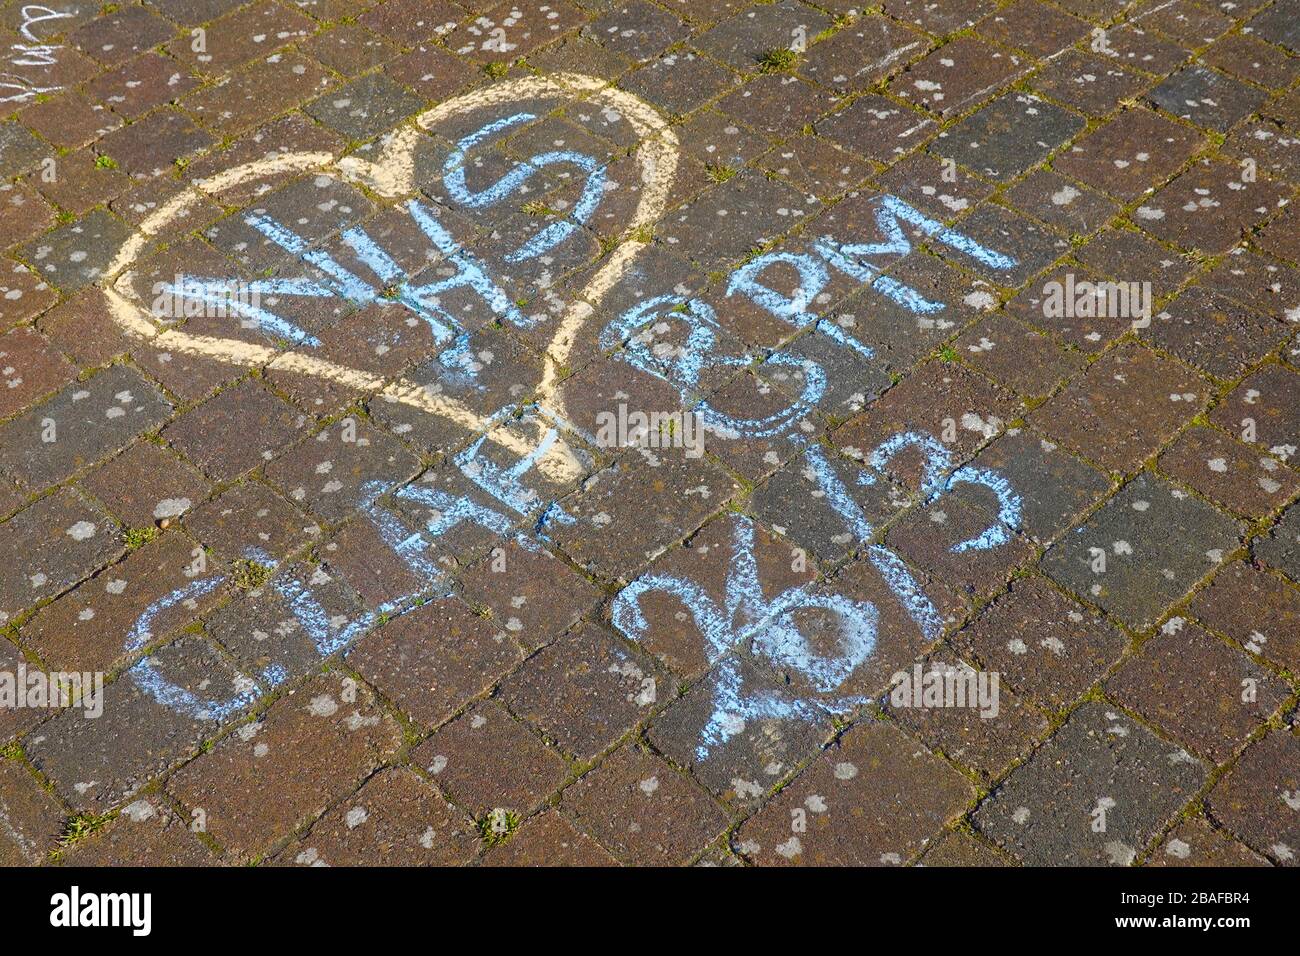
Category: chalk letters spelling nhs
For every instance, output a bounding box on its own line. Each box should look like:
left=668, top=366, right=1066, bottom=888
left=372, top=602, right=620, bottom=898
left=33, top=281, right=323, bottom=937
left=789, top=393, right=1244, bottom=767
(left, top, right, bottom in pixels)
left=121, top=101, right=1021, bottom=757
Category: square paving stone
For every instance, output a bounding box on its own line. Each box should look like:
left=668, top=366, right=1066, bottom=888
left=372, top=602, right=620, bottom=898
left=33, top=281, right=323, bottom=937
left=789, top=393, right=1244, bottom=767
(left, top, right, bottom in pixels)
left=799, top=15, right=927, bottom=92
left=646, top=654, right=832, bottom=810
left=584, top=0, right=691, bottom=63
left=26, top=636, right=261, bottom=813
left=59, top=794, right=217, bottom=866
left=1135, top=158, right=1290, bottom=254
left=21, top=532, right=226, bottom=673
left=1143, top=286, right=1287, bottom=380
left=1190, top=561, right=1300, bottom=671
left=694, top=0, right=831, bottom=72
left=1003, top=169, right=1121, bottom=237
left=163, top=382, right=306, bottom=483
left=918, top=829, right=1009, bottom=866
left=80, top=441, right=211, bottom=530
left=347, top=598, right=521, bottom=730
left=1105, top=620, right=1290, bottom=761
left=954, top=315, right=1085, bottom=397
left=97, top=109, right=215, bottom=179
left=1148, top=814, right=1270, bottom=866
left=935, top=92, right=1085, bottom=183
left=498, top=623, right=662, bottom=760
left=0, top=490, right=118, bottom=625
left=1029, top=50, right=1152, bottom=118
left=1255, top=502, right=1300, bottom=581
left=973, top=701, right=1206, bottom=865
left=0, top=121, right=52, bottom=179
left=1075, top=226, right=1195, bottom=299
left=1205, top=726, right=1300, bottom=864
left=967, top=429, right=1112, bottom=544
left=553, top=450, right=739, bottom=582
left=481, top=810, right=618, bottom=866
left=0, top=365, right=172, bottom=492
left=560, top=744, right=730, bottom=865
left=1041, top=472, right=1244, bottom=630
left=166, top=671, right=401, bottom=861
left=1053, top=108, right=1204, bottom=202
left=0, top=758, right=66, bottom=865
left=620, top=50, right=740, bottom=117
left=1209, top=364, right=1300, bottom=461
left=885, top=651, right=1050, bottom=781
left=976, top=0, right=1090, bottom=57
left=276, top=768, right=480, bottom=866
left=816, top=94, right=936, bottom=164
left=1028, top=343, right=1207, bottom=473
left=458, top=539, right=602, bottom=651
left=733, top=718, right=975, bottom=865
left=1145, top=65, right=1267, bottom=132
left=304, top=73, right=427, bottom=142
left=952, top=573, right=1129, bottom=712
left=19, top=207, right=135, bottom=292
left=1157, top=425, right=1299, bottom=519
left=888, top=38, right=1029, bottom=117
left=413, top=700, right=570, bottom=818
left=183, top=480, right=314, bottom=564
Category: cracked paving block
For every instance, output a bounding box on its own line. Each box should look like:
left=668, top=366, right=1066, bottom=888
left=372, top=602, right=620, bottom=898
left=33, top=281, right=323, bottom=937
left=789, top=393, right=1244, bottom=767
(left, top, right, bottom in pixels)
left=499, top=623, right=661, bottom=760
left=277, top=768, right=479, bottom=866
left=1028, top=343, right=1207, bottom=473
left=888, top=38, right=1028, bottom=118
left=560, top=743, right=729, bottom=865
left=0, top=365, right=172, bottom=492
left=1106, top=620, right=1289, bottom=762
left=163, top=382, right=307, bottom=483
left=1157, top=425, right=1299, bottom=519
left=61, top=794, right=217, bottom=866
left=413, top=700, right=569, bottom=817
left=973, top=702, right=1206, bottom=866
left=734, top=718, right=974, bottom=866
left=1053, top=109, right=1204, bottom=203
left=1149, top=815, right=1271, bottom=866
left=1042, top=472, right=1243, bottom=630
left=554, top=450, right=738, bottom=581
left=347, top=599, right=521, bottom=731
left=481, top=810, right=618, bottom=866
left=1135, top=158, right=1289, bottom=254
left=952, top=574, right=1128, bottom=711
left=458, top=539, right=602, bottom=651
left=1206, top=727, right=1300, bottom=865
left=27, top=636, right=261, bottom=813
left=1190, top=561, right=1300, bottom=671
left=0, top=490, right=118, bottom=625
left=80, top=441, right=211, bottom=530
left=935, top=92, right=1085, bottom=183
left=166, top=672, right=401, bottom=861
left=21, top=532, right=225, bottom=673
left=0, top=758, right=65, bottom=866
left=1209, top=364, right=1300, bottom=462
left=1145, top=64, right=1267, bottom=132
left=647, top=655, right=831, bottom=810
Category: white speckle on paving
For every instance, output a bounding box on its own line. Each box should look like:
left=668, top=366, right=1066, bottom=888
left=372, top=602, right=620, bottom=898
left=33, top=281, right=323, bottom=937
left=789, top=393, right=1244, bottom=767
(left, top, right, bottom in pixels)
left=1104, top=841, right=1136, bottom=866
left=833, top=761, right=858, bottom=780
left=1165, top=838, right=1192, bottom=859
left=309, top=694, right=338, bottom=717
left=1012, top=806, right=1031, bottom=824
left=775, top=836, right=803, bottom=858
left=153, top=498, right=191, bottom=519
left=638, top=776, right=659, bottom=795
left=66, top=521, right=96, bottom=540
left=345, top=806, right=369, bottom=829
left=122, top=800, right=156, bottom=823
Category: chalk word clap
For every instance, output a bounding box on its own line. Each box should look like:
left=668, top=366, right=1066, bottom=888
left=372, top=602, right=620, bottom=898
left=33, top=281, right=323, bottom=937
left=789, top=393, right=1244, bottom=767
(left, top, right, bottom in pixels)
left=103, top=75, right=1023, bottom=760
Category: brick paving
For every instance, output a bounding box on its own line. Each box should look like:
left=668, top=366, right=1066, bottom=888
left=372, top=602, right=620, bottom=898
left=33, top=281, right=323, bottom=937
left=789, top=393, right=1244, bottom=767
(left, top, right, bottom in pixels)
left=0, top=0, right=1296, bottom=869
